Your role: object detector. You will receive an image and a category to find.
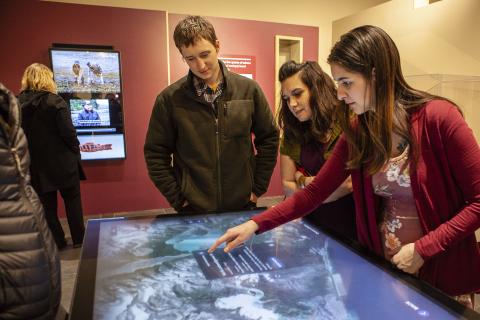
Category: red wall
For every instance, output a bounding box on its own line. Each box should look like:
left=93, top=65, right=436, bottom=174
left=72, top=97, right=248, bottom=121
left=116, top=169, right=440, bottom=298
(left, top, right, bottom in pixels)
left=0, top=2, right=318, bottom=216
left=169, top=14, right=319, bottom=196
left=0, top=1, right=170, bottom=215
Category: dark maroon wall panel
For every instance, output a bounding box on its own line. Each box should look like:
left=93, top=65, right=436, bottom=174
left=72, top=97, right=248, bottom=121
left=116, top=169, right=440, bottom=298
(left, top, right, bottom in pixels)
left=0, top=1, right=170, bottom=215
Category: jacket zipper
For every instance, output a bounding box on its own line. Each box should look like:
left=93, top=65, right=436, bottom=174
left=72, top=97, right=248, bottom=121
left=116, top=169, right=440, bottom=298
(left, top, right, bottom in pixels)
left=189, top=89, right=224, bottom=209
left=10, top=145, right=57, bottom=299
left=10, top=147, right=26, bottom=179
left=215, top=111, right=222, bottom=209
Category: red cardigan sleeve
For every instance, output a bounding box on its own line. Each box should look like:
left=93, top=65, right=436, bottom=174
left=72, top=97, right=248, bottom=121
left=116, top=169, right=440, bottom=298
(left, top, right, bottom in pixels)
left=415, top=102, right=480, bottom=259
left=252, top=135, right=350, bottom=233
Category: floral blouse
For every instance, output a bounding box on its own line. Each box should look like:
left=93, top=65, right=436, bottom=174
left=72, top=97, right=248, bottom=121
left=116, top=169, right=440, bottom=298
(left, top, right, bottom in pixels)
left=372, top=146, right=424, bottom=260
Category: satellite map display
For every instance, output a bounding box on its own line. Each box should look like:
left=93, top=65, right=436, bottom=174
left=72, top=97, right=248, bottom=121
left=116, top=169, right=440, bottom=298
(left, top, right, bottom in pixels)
left=90, top=211, right=465, bottom=320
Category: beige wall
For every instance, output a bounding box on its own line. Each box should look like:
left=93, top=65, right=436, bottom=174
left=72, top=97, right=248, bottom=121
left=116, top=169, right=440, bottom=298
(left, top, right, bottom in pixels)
left=332, top=0, right=480, bottom=75
left=46, top=0, right=388, bottom=71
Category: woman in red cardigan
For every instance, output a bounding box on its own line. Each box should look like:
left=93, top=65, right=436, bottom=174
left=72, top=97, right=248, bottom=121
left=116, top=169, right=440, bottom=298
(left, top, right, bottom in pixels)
left=209, top=25, right=480, bottom=306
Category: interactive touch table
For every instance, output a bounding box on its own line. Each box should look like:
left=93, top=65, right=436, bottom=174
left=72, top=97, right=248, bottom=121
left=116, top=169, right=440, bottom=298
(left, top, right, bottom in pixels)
left=70, top=209, right=480, bottom=319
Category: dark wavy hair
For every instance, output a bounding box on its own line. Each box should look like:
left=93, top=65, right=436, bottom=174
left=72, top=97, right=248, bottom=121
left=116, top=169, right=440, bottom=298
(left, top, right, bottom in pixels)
left=278, top=60, right=340, bottom=145
left=327, top=25, right=452, bottom=174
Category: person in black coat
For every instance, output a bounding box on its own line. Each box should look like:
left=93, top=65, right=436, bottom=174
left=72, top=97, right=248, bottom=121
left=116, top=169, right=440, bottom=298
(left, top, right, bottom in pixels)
left=18, top=63, right=86, bottom=249
left=0, top=82, right=63, bottom=319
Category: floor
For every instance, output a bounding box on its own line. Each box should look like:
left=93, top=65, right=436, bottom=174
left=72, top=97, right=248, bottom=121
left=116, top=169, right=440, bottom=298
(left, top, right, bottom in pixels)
left=59, top=196, right=480, bottom=317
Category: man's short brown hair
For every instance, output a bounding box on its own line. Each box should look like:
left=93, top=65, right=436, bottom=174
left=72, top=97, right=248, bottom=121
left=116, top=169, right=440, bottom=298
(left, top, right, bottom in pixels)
left=173, top=16, right=218, bottom=50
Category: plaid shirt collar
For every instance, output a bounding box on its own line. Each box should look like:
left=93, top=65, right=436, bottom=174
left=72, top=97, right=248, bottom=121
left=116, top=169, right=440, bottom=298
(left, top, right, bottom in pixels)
left=192, top=70, right=224, bottom=104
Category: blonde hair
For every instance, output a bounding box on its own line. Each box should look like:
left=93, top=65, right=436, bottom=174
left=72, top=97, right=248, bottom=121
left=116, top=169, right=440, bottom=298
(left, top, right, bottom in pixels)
left=21, top=63, right=57, bottom=94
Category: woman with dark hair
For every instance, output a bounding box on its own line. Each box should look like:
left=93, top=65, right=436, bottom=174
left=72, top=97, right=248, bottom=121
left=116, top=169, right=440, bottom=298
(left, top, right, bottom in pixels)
left=210, top=26, right=480, bottom=306
left=278, top=60, right=356, bottom=240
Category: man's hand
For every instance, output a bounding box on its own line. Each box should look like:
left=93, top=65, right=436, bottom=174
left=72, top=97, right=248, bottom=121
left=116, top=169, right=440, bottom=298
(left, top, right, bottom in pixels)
left=208, top=220, right=259, bottom=253
left=391, top=243, right=424, bottom=274
left=250, top=193, right=258, bottom=203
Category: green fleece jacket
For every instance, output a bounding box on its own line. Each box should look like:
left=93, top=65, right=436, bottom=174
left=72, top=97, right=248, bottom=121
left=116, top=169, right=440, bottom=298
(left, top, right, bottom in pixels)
left=144, top=62, right=279, bottom=212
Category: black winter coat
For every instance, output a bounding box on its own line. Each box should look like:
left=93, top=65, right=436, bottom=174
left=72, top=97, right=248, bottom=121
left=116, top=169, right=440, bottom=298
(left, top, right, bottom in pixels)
left=17, top=90, right=85, bottom=194
left=144, top=61, right=279, bottom=211
left=0, top=83, right=61, bottom=319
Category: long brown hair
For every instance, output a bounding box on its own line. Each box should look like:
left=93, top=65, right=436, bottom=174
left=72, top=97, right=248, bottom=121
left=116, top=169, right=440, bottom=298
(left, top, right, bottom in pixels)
left=327, top=25, right=447, bottom=174
left=278, top=60, right=340, bottom=145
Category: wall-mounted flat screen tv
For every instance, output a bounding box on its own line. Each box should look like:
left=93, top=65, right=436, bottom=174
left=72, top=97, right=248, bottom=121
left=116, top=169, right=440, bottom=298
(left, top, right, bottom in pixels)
left=50, top=47, right=126, bottom=160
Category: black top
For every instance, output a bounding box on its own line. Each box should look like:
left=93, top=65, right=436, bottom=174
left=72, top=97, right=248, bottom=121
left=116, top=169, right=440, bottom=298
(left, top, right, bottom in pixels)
left=18, top=90, right=85, bottom=193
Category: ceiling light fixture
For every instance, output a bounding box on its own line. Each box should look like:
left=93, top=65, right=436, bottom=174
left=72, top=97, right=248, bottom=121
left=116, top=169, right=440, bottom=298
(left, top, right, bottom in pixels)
left=414, top=0, right=442, bottom=9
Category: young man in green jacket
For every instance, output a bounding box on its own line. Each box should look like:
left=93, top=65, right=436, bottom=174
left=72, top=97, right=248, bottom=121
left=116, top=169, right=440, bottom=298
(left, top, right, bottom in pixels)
left=144, top=16, right=279, bottom=213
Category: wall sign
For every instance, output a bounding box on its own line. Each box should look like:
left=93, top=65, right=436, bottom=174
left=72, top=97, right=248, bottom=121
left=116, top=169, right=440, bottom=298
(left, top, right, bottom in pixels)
left=219, top=55, right=256, bottom=79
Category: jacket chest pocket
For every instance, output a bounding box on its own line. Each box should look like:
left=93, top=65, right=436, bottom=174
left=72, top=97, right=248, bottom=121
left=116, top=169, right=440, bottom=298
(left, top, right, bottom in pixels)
left=223, top=100, right=253, bottom=138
